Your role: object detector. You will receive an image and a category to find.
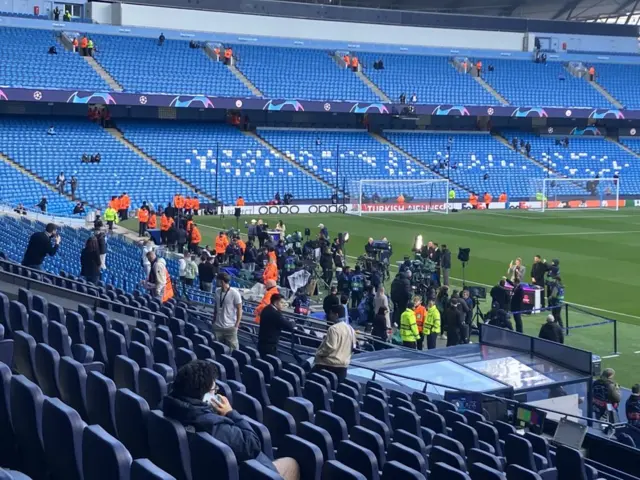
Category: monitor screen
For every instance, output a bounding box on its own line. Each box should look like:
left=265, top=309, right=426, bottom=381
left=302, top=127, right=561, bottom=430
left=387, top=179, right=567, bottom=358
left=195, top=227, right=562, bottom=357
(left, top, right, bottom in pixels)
left=515, top=406, right=547, bottom=433
left=553, top=417, right=588, bottom=450
left=444, top=391, right=484, bottom=414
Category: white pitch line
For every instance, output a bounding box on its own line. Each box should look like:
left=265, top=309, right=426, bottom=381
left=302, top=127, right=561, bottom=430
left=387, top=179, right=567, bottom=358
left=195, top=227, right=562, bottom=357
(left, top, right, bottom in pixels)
left=481, top=211, right=639, bottom=220
left=634, top=351, right=640, bottom=354
left=355, top=215, right=508, bottom=237
left=197, top=223, right=640, bottom=321
left=508, top=229, right=640, bottom=238
left=601, top=354, right=621, bottom=359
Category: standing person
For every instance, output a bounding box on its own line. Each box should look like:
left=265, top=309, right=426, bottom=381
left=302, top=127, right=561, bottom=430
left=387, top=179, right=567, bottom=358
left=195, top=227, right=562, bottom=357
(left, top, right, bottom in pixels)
left=198, top=253, right=216, bottom=293
left=185, top=255, right=198, bottom=287
left=320, top=247, right=334, bottom=287
left=36, top=196, right=48, bottom=213
left=160, top=213, right=174, bottom=245
left=413, top=296, right=427, bottom=350
left=158, top=32, right=165, bottom=46
left=141, top=239, right=155, bottom=278
left=538, top=314, right=564, bottom=344
left=626, top=384, right=640, bottom=428
left=349, top=266, right=365, bottom=309
left=312, top=304, right=356, bottom=383
left=104, top=205, right=118, bottom=232
left=258, top=294, right=295, bottom=358
left=213, top=272, right=243, bottom=351
left=593, top=369, right=621, bottom=422
left=254, top=280, right=279, bottom=324
left=262, top=258, right=278, bottom=286
left=374, top=286, right=390, bottom=330
left=53, top=6, right=60, bottom=20
left=95, top=228, right=107, bottom=270
left=548, top=275, right=565, bottom=327
left=372, top=306, right=390, bottom=349
left=444, top=297, right=464, bottom=346
left=390, top=270, right=412, bottom=328
left=56, top=172, right=65, bottom=194
left=87, top=38, right=94, bottom=57
left=22, top=223, right=60, bottom=270
left=70, top=176, right=78, bottom=200
left=162, top=361, right=300, bottom=480
left=400, top=300, right=420, bottom=349
left=507, top=258, right=524, bottom=284
left=424, top=299, right=441, bottom=350
left=144, top=250, right=174, bottom=303
left=440, top=244, right=451, bottom=287
left=323, top=286, right=341, bottom=321
left=80, top=236, right=101, bottom=284
left=189, top=223, right=202, bottom=253
left=511, top=278, right=524, bottom=333
left=531, top=255, right=548, bottom=308
left=137, top=206, right=149, bottom=237
left=178, top=252, right=189, bottom=288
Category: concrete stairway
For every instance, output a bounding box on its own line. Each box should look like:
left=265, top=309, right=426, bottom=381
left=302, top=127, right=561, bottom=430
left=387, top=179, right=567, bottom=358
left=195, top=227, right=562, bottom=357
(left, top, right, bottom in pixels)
left=588, top=80, right=624, bottom=110
left=563, top=64, right=623, bottom=109
left=248, top=130, right=343, bottom=193
left=449, top=60, right=508, bottom=106
left=84, top=56, right=123, bottom=92
left=373, top=133, right=471, bottom=193
left=0, top=152, right=83, bottom=205
left=227, top=62, right=263, bottom=97
left=104, top=126, right=216, bottom=202
left=607, top=136, right=640, bottom=157
left=356, top=71, right=391, bottom=103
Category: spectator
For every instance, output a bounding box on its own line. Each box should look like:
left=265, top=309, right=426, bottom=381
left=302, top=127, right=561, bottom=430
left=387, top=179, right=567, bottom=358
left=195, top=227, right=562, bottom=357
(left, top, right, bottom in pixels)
left=14, top=204, right=27, bottom=215
left=312, top=304, right=356, bottom=382
left=184, top=255, right=198, bottom=287
left=224, top=47, right=232, bottom=65
left=163, top=361, right=300, bottom=479
left=35, top=195, right=47, bottom=211
left=72, top=37, right=78, bottom=53
left=440, top=244, right=451, bottom=286
left=178, top=252, right=188, bottom=286
left=48, top=45, right=57, bottom=55
left=70, top=176, right=78, bottom=200
left=258, top=293, right=295, bottom=358
left=410, top=93, right=417, bottom=103
left=538, top=314, right=564, bottom=344
left=323, top=286, right=340, bottom=321
left=158, top=32, right=165, bottom=46
left=144, top=250, right=174, bottom=302
left=255, top=280, right=279, bottom=323
left=198, top=253, right=216, bottom=292
left=213, top=272, right=243, bottom=350
left=63, top=9, right=71, bottom=21
left=374, top=286, right=390, bottom=328
left=626, top=384, right=640, bottom=427
left=475, top=60, right=482, bottom=77
left=263, top=257, right=278, bottom=285
left=80, top=36, right=88, bottom=56
left=22, top=223, right=60, bottom=270
left=80, top=236, right=101, bottom=284
left=372, top=306, right=390, bottom=348
left=53, top=6, right=60, bottom=20
left=94, top=228, right=107, bottom=270
left=56, top=171, right=65, bottom=194
left=141, top=239, right=155, bottom=278
left=190, top=223, right=202, bottom=252
left=47, top=125, right=56, bottom=136
left=589, top=66, right=595, bottom=81
left=73, top=202, right=85, bottom=215
left=399, top=93, right=406, bottom=104
left=81, top=153, right=89, bottom=163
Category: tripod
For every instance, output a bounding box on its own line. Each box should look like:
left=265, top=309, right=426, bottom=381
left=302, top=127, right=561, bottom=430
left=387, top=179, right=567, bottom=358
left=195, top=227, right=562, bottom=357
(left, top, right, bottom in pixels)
left=472, top=297, right=484, bottom=325
left=461, top=261, right=467, bottom=289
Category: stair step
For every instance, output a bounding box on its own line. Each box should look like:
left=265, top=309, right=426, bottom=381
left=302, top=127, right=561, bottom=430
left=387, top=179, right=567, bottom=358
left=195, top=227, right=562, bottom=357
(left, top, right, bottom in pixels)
left=356, top=71, right=390, bottom=103
left=83, top=56, right=123, bottom=92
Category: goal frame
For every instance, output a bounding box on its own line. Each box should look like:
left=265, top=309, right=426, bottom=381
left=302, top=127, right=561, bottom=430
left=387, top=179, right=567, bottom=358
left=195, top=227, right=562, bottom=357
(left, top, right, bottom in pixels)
left=534, top=177, right=620, bottom=213
left=347, top=178, right=451, bottom=216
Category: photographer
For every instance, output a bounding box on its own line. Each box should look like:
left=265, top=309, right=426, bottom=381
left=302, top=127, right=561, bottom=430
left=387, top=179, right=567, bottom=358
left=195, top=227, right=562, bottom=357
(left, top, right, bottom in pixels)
left=22, top=223, right=60, bottom=270
left=485, top=301, right=513, bottom=330
left=391, top=269, right=412, bottom=327
left=593, top=369, right=621, bottom=422
left=320, top=247, right=334, bottom=286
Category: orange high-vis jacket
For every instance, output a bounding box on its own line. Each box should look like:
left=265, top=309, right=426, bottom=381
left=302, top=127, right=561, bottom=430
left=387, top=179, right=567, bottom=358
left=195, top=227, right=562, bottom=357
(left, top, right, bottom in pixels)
left=174, top=195, right=185, bottom=209
left=224, top=48, right=232, bottom=59
left=162, top=269, right=174, bottom=303
left=215, top=235, right=228, bottom=254
left=268, top=251, right=277, bottom=263
left=190, top=226, right=202, bottom=244
left=476, top=61, right=482, bottom=70
left=254, top=287, right=279, bottom=323
left=122, top=195, right=131, bottom=209
left=138, top=208, right=149, bottom=223
left=214, top=47, right=220, bottom=56
left=186, top=220, right=193, bottom=234
left=589, top=67, right=595, bottom=75
left=263, top=263, right=278, bottom=284
left=351, top=57, right=359, bottom=68
left=72, top=38, right=78, bottom=47
left=397, top=194, right=405, bottom=204
left=236, top=198, right=245, bottom=206
left=109, top=198, right=119, bottom=210
left=344, top=55, right=350, bottom=65
left=469, top=194, right=478, bottom=206
left=193, top=198, right=200, bottom=211
left=237, top=239, right=246, bottom=253
left=484, top=193, right=492, bottom=204
left=148, top=214, right=157, bottom=229
left=414, top=305, right=427, bottom=333
left=80, top=37, right=88, bottom=48
left=498, top=193, right=507, bottom=202
left=160, top=214, right=174, bottom=231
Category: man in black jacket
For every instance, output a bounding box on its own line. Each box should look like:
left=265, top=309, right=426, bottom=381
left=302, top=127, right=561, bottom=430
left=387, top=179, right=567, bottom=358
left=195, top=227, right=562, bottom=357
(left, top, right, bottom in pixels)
left=198, top=253, right=217, bottom=292
left=531, top=255, right=548, bottom=307
left=22, top=223, right=60, bottom=270
left=538, top=314, right=564, bottom=344
left=440, top=244, right=451, bottom=286
left=490, top=279, right=510, bottom=311
left=391, top=270, right=412, bottom=326
left=257, top=294, right=295, bottom=357
left=510, top=279, right=525, bottom=333
left=323, top=286, right=340, bottom=321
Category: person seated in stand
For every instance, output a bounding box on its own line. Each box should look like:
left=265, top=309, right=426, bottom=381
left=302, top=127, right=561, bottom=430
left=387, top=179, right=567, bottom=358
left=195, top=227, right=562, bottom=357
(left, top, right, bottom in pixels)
left=14, top=203, right=27, bottom=215
left=81, top=153, right=90, bottom=163
left=47, top=125, right=56, bottom=135
left=94, top=153, right=101, bottom=164
left=48, top=45, right=57, bottom=55
left=163, top=360, right=300, bottom=480
left=73, top=202, right=86, bottom=215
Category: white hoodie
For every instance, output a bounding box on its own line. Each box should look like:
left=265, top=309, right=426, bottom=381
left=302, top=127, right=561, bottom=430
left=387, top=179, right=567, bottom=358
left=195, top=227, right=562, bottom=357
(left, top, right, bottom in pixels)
left=149, top=257, right=168, bottom=298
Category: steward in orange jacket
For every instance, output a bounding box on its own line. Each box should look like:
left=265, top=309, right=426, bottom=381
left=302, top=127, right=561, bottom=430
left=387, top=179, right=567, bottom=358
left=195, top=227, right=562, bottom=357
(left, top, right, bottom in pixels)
left=174, top=195, right=185, bottom=210
left=160, top=214, right=174, bottom=245
left=192, top=198, right=200, bottom=212
left=397, top=194, right=405, bottom=205
left=237, top=238, right=246, bottom=253
left=498, top=193, right=507, bottom=203
left=215, top=232, right=229, bottom=257
left=148, top=212, right=157, bottom=229
left=254, top=281, right=279, bottom=323
left=483, top=192, right=492, bottom=208
left=262, top=259, right=278, bottom=285
left=109, top=196, right=119, bottom=211
left=190, top=225, right=202, bottom=252
left=120, top=193, right=131, bottom=220
left=469, top=193, right=478, bottom=209
left=236, top=196, right=245, bottom=207
left=138, top=207, right=149, bottom=237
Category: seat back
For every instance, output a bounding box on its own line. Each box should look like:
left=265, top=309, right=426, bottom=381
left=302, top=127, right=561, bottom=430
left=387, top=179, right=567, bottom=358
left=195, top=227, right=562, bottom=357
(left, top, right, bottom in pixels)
left=28, top=311, right=48, bottom=344
left=10, top=375, right=46, bottom=480
left=242, top=365, right=270, bottom=407
left=0, top=363, right=17, bottom=469
left=9, top=300, right=28, bottom=333
left=66, top=311, right=85, bottom=345
left=433, top=433, right=465, bottom=457
left=443, top=410, right=467, bottom=427
left=452, top=421, right=479, bottom=453
left=303, top=380, right=331, bottom=412
left=299, top=421, right=335, bottom=461
left=85, top=321, right=109, bottom=366
left=0, top=292, right=11, bottom=337
left=115, top=388, right=151, bottom=460
left=194, top=344, right=216, bottom=361
left=393, top=429, right=428, bottom=461
left=113, top=355, right=140, bottom=392
left=82, top=424, right=132, bottom=480
left=421, top=409, right=446, bottom=435
left=240, top=459, right=284, bottom=479
left=106, top=330, right=128, bottom=373
left=131, top=458, right=176, bottom=480
left=153, top=337, right=177, bottom=374
left=382, top=461, right=426, bottom=480
left=350, top=426, right=385, bottom=467
left=48, top=321, right=72, bottom=357
left=392, top=406, right=420, bottom=436
left=555, top=444, right=588, bottom=480
left=138, top=368, right=168, bottom=410
left=18, top=288, right=33, bottom=313
left=430, top=462, right=471, bottom=480
left=476, top=421, right=502, bottom=455
left=34, top=343, right=61, bottom=398
left=429, top=445, right=467, bottom=472
left=47, top=302, right=65, bottom=325
left=42, top=397, right=84, bottom=480
left=218, top=354, right=241, bottom=382
left=332, top=392, right=360, bottom=431
left=362, top=394, right=390, bottom=428
left=524, top=432, right=551, bottom=465
left=505, top=434, right=536, bottom=471
left=87, top=371, right=118, bottom=436
left=468, top=448, right=503, bottom=472
left=505, top=464, right=542, bottom=480
left=315, top=410, right=348, bottom=447
left=233, top=390, right=264, bottom=422
left=270, top=376, right=295, bottom=409
left=470, top=463, right=507, bottom=480
left=131, top=328, right=152, bottom=349
left=173, top=335, right=193, bottom=352
left=387, top=441, right=427, bottom=475
left=175, top=347, right=197, bottom=370
left=336, top=440, right=379, bottom=480
left=263, top=405, right=296, bottom=448
left=59, top=356, right=89, bottom=420
left=321, top=460, right=367, bottom=480
left=13, top=330, right=37, bottom=382
left=130, top=341, right=154, bottom=369
left=188, top=432, right=238, bottom=480
left=147, top=410, right=192, bottom=480
left=360, top=412, right=391, bottom=448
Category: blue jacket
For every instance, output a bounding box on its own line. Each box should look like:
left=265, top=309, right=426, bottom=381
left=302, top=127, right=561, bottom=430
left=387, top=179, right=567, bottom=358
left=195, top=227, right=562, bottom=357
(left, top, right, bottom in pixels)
left=162, top=394, right=275, bottom=470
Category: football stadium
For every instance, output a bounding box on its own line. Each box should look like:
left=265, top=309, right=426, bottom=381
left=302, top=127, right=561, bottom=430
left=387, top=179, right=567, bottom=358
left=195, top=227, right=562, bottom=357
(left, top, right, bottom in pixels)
left=3, top=0, right=640, bottom=479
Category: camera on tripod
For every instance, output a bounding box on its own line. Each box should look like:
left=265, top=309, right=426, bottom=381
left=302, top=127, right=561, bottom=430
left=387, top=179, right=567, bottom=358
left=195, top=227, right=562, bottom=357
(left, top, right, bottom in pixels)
left=466, top=286, right=486, bottom=299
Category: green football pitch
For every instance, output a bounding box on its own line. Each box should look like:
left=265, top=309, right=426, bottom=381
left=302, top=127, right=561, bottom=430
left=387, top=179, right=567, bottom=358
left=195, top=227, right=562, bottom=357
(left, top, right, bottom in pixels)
left=124, top=208, right=640, bottom=387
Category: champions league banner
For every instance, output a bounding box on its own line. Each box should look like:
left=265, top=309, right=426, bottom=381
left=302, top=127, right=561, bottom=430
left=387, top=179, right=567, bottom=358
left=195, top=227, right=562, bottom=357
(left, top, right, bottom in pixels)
left=0, top=87, right=636, bottom=120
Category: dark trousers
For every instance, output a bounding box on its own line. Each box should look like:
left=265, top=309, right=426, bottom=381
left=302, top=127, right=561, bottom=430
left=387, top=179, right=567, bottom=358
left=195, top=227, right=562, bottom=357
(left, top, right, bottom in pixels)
left=403, top=341, right=417, bottom=349
left=138, top=222, right=147, bottom=237
left=427, top=333, right=438, bottom=350
left=177, top=243, right=185, bottom=254
left=312, top=364, right=347, bottom=383
left=259, top=344, right=278, bottom=358
left=107, top=220, right=114, bottom=231
left=416, top=333, right=424, bottom=350
left=84, top=275, right=100, bottom=285
left=513, top=312, right=523, bottom=333
left=160, top=230, right=168, bottom=244
left=351, top=292, right=362, bottom=309
left=446, top=330, right=460, bottom=347
left=551, top=304, right=564, bottom=327
left=322, top=269, right=333, bottom=286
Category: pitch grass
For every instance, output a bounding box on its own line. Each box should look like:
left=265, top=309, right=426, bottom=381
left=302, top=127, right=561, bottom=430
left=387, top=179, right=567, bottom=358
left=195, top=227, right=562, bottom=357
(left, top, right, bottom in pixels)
left=123, top=209, right=640, bottom=387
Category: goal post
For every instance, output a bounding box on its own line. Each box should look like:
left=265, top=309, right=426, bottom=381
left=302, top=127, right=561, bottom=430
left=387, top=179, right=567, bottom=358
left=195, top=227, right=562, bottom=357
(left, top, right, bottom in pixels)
left=347, top=179, right=451, bottom=216
left=529, top=177, right=621, bottom=212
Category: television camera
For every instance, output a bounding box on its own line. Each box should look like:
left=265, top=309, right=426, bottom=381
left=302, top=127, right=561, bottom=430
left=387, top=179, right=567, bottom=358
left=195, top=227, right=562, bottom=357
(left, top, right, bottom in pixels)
left=359, top=239, right=392, bottom=282
left=408, top=254, right=437, bottom=296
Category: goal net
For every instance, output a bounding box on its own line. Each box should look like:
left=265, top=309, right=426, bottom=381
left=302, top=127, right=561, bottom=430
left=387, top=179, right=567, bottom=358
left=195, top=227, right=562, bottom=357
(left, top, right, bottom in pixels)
left=347, top=179, right=451, bottom=216
left=529, top=177, right=621, bottom=212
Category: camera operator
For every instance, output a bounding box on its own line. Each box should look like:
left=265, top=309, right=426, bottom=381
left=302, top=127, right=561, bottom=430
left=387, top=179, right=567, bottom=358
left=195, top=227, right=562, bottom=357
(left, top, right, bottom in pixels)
left=320, top=247, right=334, bottom=286
left=391, top=269, right=412, bottom=327
left=531, top=255, right=548, bottom=307
left=593, top=369, right=621, bottom=422
left=350, top=265, right=365, bottom=309
left=490, top=279, right=510, bottom=311
left=485, top=301, right=513, bottom=330
left=510, top=278, right=525, bottom=333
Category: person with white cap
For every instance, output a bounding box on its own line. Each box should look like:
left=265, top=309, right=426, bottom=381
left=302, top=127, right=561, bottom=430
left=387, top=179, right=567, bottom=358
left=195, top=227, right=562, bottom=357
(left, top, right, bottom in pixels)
left=318, top=223, right=328, bottom=238
left=538, top=314, right=564, bottom=344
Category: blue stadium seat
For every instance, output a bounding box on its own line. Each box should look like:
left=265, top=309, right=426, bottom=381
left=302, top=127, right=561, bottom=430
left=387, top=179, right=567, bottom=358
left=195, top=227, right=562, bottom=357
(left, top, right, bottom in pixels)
left=0, top=363, right=18, bottom=469
left=9, top=301, right=28, bottom=334
left=138, top=368, right=167, bottom=410
left=131, top=459, right=176, bottom=480
left=336, top=440, right=379, bottom=480
left=269, top=376, right=295, bottom=409
left=304, top=380, right=332, bottom=412
left=13, top=331, right=37, bottom=382
left=239, top=460, right=282, bottom=479
left=429, top=445, right=467, bottom=472
left=188, top=432, right=239, bottom=480
left=283, top=397, right=314, bottom=425
left=505, top=464, right=542, bottom=480
left=470, top=463, right=506, bottom=480
left=58, top=356, right=90, bottom=421
left=359, top=412, right=391, bottom=448
left=147, top=411, right=192, bottom=480
left=233, top=391, right=264, bottom=422
left=350, top=426, right=386, bottom=467
left=321, top=460, right=367, bottom=480
left=34, top=343, right=61, bottom=398
left=115, top=388, right=151, bottom=460
left=505, top=434, right=548, bottom=472
left=381, top=461, right=426, bottom=480
left=298, top=421, right=335, bottom=461
left=86, top=371, right=118, bottom=436
left=264, top=405, right=296, bottom=449
left=42, top=397, right=84, bottom=480
left=82, top=425, right=133, bottom=480
left=113, top=354, right=140, bottom=392
left=430, top=462, right=471, bottom=480
left=242, top=365, right=271, bottom=408
left=130, top=341, right=154, bottom=370
left=332, top=392, right=360, bottom=431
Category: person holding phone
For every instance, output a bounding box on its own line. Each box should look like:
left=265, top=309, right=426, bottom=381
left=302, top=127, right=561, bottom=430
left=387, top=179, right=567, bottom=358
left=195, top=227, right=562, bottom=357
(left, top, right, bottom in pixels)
left=22, top=222, right=60, bottom=270
left=163, top=360, right=300, bottom=480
